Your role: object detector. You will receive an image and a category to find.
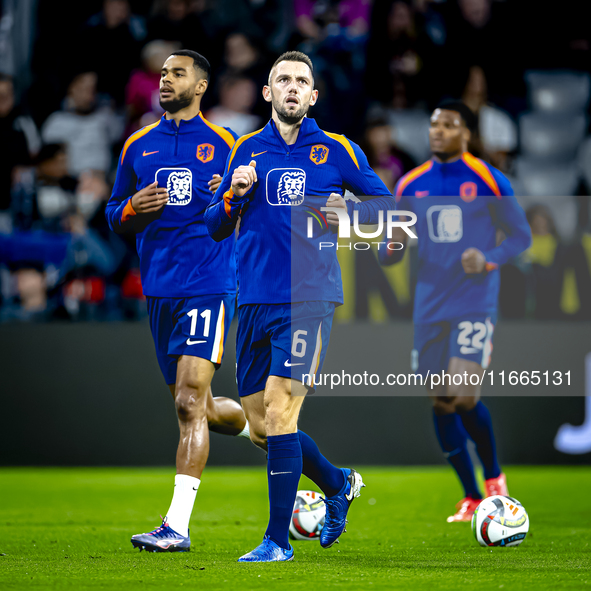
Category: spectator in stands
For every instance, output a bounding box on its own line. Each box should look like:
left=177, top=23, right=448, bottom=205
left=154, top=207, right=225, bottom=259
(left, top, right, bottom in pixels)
left=12, top=144, right=110, bottom=233
left=0, top=74, right=40, bottom=223
left=0, top=261, right=51, bottom=322
left=526, top=204, right=567, bottom=319
left=205, top=75, right=261, bottom=137
left=147, top=0, right=208, bottom=52
left=12, top=144, right=74, bottom=231
left=217, top=33, right=270, bottom=117
left=80, top=0, right=145, bottom=105
left=361, top=117, right=416, bottom=192
left=461, top=65, right=517, bottom=172
left=444, top=0, right=518, bottom=100
left=125, top=40, right=179, bottom=135
left=41, top=72, right=123, bottom=178
left=413, top=0, right=447, bottom=48
left=290, top=2, right=370, bottom=135
left=366, top=0, right=439, bottom=107
left=246, top=0, right=293, bottom=54
left=294, top=0, right=371, bottom=45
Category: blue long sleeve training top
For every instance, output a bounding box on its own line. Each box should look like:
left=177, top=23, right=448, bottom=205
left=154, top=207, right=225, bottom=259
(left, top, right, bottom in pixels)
left=205, top=117, right=394, bottom=306
left=380, top=153, right=531, bottom=324
left=106, top=113, right=238, bottom=298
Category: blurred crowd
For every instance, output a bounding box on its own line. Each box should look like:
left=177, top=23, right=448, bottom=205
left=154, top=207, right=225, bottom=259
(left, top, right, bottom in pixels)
left=0, top=0, right=591, bottom=322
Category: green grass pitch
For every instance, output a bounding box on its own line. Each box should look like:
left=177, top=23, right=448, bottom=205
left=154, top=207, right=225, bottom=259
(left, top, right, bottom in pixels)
left=1, top=466, right=590, bottom=590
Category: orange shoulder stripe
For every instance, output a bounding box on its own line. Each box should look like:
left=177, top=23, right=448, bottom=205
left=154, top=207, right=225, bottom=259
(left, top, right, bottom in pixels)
left=199, top=112, right=235, bottom=149
left=461, top=153, right=501, bottom=197
left=322, top=131, right=359, bottom=169
left=395, top=160, right=433, bottom=198
left=226, top=128, right=265, bottom=172
left=120, top=120, right=161, bottom=165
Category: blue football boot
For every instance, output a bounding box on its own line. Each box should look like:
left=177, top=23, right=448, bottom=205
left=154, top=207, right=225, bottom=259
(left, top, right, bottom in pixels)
left=131, top=518, right=190, bottom=552
left=320, top=468, right=365, bottom=548
left=238, top=535, right=294, bottom=562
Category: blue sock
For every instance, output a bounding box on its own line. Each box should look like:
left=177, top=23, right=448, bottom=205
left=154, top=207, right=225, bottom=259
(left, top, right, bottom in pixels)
left=265, top=432, right=302, bottom=549
left=299, top=431, right=345, bottom=498
left=433, top=411, right=481, bottom=499
left=459, top=402, right=501, bottom=480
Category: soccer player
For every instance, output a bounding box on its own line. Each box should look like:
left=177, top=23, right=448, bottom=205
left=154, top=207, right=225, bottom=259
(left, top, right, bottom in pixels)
left=106, top=50, right=250, bottom=552
left=205, top=51, right=395, bottom=562
left=379, top=101, right=531, bottom=522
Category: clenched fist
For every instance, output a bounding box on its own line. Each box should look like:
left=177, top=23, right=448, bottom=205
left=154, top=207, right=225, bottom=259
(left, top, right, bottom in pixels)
left=461, top=248, right=486, bottom=274
left=325, top=193, right=346, bottom=226
left=231, top=160, right=257, bottom=197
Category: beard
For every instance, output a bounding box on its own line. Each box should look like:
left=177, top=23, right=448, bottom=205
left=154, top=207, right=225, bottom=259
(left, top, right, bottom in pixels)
left=159, top=88, right=194, bottom=114
left=432, top=150, right=453, bottom=161
left=432, top=148, right=460, bottom=162
left=271, top=92, right=309, bottom=125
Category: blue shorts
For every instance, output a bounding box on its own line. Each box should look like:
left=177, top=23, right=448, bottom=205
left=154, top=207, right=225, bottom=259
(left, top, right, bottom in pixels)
left=412, top=315, right=496, bottom=378
left=236, top=301, right=335, bottom=397
left=147, top=294, right=235, bottom=385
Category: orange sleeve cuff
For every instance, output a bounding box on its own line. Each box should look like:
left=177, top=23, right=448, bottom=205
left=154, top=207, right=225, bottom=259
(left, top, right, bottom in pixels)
left=485, top=262, right=499, bottom=272
left=223, top=189, right=234, bottom=218
left=121, top=199, right=137, bottom=223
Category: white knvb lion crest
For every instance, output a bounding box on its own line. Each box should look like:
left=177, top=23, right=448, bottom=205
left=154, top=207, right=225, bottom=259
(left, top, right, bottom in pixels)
left=155, top=168, right=193, bottom=206
left=277, top=170, right=306, bottom=206
left=437, top=208, right=462, bottom=241
left=266, top=168, right=306, bottom=206
left=167, top=170, right=192, bottom=205
left=427, top=205, right=463, bottom=243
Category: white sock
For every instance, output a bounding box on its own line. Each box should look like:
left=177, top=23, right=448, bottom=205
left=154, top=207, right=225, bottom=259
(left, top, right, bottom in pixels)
left=237, top=420, right=251, bottom=440
left=165, top=474, right=200, bottom=537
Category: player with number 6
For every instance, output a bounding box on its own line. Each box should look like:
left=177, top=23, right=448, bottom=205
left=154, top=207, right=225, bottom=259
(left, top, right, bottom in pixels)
left=205, top=51, right=394, bottom=562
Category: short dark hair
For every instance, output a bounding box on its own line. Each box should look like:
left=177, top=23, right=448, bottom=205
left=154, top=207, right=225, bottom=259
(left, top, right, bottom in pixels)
left=269, top=51, right=314, bottom=84
left=35, top=143, right=66, bottom=165
left=365, top=115, right=389, bottom=130
left=435, top=100, right=477, bottom=131
left=169, top=49, right=211, bottom=82
left=0, top=72, right=13, bottom=84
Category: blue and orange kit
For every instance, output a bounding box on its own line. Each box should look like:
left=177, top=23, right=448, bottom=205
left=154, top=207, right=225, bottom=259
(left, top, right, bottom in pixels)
left=106, top=113, right=238, bottom=298
left=383, top=153, right=531, bottom=324
left=204, top=117, right=394, bottom=305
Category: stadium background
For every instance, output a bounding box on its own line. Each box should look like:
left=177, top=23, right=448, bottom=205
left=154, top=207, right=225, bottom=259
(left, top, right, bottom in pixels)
left=1, top=0, right=591, bottom=468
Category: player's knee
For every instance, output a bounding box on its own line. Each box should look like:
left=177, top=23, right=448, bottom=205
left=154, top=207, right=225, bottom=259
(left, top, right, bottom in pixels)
left=250, top=430, right=268, bottom=450
left=264, top=406, right=284, bottom=431
left=175, top=385, right=208, bottom=422
left=264, top=402, right=294, bottom=433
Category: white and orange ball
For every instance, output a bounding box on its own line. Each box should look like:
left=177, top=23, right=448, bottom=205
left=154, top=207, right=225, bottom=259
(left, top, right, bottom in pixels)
left=289, top=490, right=326, bottom=541
left=472, top=495, right=529, bottom=547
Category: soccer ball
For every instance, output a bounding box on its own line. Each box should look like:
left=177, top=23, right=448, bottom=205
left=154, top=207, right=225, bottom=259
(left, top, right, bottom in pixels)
left=471, top=495, right=529, bottom=547
left=289, top=490, right=326, bottom=541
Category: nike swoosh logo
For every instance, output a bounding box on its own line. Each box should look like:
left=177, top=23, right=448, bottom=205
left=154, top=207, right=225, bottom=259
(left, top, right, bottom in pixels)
left=143, top=150, right=159, bottom=157
left=186, top=339, right=206, bottom=345
left=251, top=151, right=267, bottom=157
left=270, top=471, right=292, bottom=475
left=156, top=539, right=182, bottom=548
left=345, top=485, right=354, bottom=502
left=284, top=360, right=305, bottom=367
